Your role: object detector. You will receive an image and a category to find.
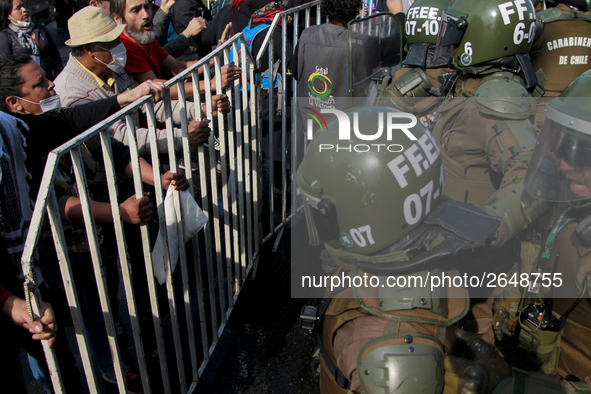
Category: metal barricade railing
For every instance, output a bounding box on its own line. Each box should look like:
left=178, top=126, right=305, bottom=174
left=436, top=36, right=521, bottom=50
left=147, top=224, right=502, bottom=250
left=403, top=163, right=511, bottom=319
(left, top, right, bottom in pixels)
left=254, top=0, right=322, bottom=256
left=20, top=32, right=258, bottom=394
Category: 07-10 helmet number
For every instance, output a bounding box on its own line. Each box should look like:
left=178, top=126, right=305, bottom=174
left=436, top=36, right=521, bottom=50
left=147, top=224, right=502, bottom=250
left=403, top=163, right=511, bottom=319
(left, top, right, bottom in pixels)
left=405, top=19, right=439, bottom=36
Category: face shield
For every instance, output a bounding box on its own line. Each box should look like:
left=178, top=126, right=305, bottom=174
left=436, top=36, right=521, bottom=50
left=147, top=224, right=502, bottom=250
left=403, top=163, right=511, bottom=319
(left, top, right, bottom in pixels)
left=432, top=12, right=468, bottom=67
left=403, top=43, right=454, bottom=69
left=297, top=173, right=339, bottom=246
left=348, top=13, right=403, bottom=98
left=525, top=105, right=591, bottom=202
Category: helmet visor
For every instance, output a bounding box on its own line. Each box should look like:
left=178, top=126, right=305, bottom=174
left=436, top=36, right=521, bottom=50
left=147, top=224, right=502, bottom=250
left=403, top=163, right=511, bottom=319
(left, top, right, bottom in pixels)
left=299, top=188, right=340, bottom=246
left=525, top=106, right=591, bottom=202
left=403, top=43, right=453, bottom=69
left=432, top=12, right=467, bottom=67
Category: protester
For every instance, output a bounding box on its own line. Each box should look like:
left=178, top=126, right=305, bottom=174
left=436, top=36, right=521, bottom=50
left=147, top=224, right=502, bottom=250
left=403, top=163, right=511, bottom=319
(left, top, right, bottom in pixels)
left=111, top=0, right=241, bottom=99
left=0, top=0, right=63, bottom=79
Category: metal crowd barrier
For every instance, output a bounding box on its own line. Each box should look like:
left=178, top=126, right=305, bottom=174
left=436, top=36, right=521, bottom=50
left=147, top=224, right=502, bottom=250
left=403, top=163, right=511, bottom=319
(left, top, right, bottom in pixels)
left=20, top=1, right=331, bottom=390
left=254, top=0, right=322, bottom=255
left=20, top=32, right=258, bottom=394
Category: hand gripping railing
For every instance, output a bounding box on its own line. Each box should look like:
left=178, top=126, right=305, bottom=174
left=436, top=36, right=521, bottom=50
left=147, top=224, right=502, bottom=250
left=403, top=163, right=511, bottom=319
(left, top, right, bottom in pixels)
left=20, top=31, right=259, bottom=394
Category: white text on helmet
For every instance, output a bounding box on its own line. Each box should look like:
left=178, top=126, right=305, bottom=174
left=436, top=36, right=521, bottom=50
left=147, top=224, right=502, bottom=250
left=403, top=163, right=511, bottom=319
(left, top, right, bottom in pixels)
left=498, top=0, right=531, bottom=25
left=407, top=6, right=439, bottom=20
left=387, top=132, right=440, bottom=189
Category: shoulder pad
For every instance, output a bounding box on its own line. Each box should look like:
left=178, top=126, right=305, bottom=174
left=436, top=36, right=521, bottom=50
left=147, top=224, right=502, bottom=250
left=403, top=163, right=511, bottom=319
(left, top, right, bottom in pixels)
left=475, top=73, right=535, bottom=120
left=537, top=7, right=565, bottom=23
left=378, top=67, right=441, bottom=114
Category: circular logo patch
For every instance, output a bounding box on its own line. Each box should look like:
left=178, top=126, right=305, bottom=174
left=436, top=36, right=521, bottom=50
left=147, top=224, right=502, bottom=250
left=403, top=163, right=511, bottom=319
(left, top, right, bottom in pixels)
left=339, top=232, right=354, bottom=248
left=460, top=53, right=472, bottom=66
left=307, top=72, right=333, bottom=98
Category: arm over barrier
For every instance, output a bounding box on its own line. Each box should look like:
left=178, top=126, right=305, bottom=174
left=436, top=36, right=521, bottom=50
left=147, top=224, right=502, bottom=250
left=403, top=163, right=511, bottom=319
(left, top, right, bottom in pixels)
left=19, top=31, right=260, bottom=394
left=18, top=1, right=335, bottom=390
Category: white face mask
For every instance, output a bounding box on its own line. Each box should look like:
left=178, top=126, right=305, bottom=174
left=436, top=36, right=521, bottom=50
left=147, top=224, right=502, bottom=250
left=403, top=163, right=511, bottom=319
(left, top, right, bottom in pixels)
left=9, top=15, right=30, bottom=28
left=94, top=43, right=127, bottom=73
left=16, top=94, right=61, bottom=113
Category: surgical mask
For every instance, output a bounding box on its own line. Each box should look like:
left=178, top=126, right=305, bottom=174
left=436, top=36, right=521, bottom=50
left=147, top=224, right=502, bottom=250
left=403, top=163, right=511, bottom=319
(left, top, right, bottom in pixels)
left=9, top=15, right=30, bottom=28
left=94, top=43, right=127, bottom=73
left=16, top=94, right=61, bottom=113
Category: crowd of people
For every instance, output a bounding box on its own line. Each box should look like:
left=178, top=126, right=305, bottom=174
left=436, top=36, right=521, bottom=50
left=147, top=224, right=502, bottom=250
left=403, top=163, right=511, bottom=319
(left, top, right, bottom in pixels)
left=2, top=0, right=591, bottom=392
left=0, top=0, right=272, bottom=392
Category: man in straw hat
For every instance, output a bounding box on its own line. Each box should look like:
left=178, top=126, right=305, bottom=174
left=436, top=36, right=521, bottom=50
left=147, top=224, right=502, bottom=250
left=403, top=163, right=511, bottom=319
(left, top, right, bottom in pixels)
left=55, top=6, right=227, bottom=156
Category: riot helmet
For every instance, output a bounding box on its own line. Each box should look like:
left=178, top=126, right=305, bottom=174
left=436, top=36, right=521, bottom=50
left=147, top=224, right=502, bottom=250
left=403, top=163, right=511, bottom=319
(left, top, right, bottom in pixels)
left=433, top=0, right=537, bottom=71
left=297, top=105, right=444, bottom=256
left=525, top=70, right=591, bottom=202
left=297, top=105, right=500, bottom=273
left=403, top=0, right=454, bottom=68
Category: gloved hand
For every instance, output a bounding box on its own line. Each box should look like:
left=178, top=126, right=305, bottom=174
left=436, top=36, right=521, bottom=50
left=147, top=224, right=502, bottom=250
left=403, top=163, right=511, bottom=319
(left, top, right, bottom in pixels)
left=375, top=75, right=392, bottom=100
left=455, top=329, right=512, bottom=394
left=492, top=297, right=520, bottom=341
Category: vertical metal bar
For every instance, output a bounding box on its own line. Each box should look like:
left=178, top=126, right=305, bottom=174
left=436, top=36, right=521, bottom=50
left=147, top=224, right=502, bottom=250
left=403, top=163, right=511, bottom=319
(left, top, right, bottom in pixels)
left=241, top=38, right=254, bottom=278
left=172, top=79, right=200, bottom=383
left=231, top=41, right=246, bottom=290
left=20, top=154, right=71, bottom=394
left=317, top=2, right=322, bottom=25
left=191, top=69, right=215, bottom=365
left=292, top=8, right=300, bottom=218
left=203, top=61, right=222, bottom=345
left=22, top=277, right=65, bottom=393
left=305, top=6, right=310, bottom=28
left=69, top=146, right=127, bottom=394
left=267, top=37, right=275, bottom=235
left=160, top=88, right=188, bottom=392
left=213, top=54, right=231, bottom=324
left=223, top=46, right=241, bottom=302
left=281, top=15, right=288, bottom=224
left=250, top=56, right=261, bottom=271
left=44, top=189, right=98, bottom=393
left=188, top=69, right=210, bottom=375
left=98, top=127, right=152, bottom=394
left=125, top=111, right=172, bottom=394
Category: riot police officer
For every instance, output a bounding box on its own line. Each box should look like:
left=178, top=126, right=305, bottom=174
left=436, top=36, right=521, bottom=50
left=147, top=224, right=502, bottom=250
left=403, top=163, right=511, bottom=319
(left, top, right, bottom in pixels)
left=494, top=70, right=591, bottom=389
left=297, top=105, right=507, bottom=393
left=430, top=0, right=547, bottom=248
left=376, top=0, right=455, bottom=128
left=531, top=0, right=591, bottom=97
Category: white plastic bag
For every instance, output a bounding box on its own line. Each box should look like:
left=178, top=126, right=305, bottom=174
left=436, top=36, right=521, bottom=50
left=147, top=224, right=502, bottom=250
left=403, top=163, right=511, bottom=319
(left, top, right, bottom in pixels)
left=152, top=189, right=207, bottom=284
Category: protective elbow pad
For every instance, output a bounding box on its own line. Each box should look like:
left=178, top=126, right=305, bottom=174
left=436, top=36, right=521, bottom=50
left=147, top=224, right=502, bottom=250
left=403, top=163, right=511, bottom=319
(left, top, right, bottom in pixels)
left=480, top=182, right=549, bottom=245
left=357, top=334, right=444, bottom=394
left=378, top=67, right=442, bottom=114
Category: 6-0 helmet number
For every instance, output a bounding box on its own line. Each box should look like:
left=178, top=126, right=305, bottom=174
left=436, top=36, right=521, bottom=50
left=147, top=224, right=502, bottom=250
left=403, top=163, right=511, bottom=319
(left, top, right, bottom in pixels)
left=513, top=22, right=536, bottom=45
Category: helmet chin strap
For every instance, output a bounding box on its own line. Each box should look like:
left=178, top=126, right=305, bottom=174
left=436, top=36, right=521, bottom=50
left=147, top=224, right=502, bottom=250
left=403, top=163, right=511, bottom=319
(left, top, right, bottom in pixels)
left=323, top=229, right=449, bottom=274
left=323, top=197, right=501, bottom=275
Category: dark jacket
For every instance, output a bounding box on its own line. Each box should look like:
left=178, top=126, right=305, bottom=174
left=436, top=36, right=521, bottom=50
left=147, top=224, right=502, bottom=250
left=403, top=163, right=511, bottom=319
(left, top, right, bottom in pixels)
left=0, top=24, right=63, bottom=80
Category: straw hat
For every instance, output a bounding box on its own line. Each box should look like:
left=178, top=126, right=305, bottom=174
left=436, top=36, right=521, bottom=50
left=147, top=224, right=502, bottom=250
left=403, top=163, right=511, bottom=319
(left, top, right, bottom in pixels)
left=65, top=7, right=126, bottom=47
